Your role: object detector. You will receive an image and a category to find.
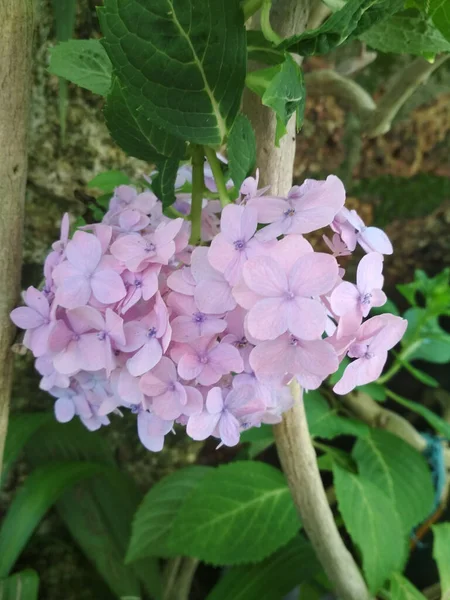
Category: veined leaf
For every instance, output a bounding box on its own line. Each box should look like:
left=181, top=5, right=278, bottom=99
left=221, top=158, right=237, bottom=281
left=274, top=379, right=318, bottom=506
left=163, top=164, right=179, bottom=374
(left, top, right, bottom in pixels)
left=49, top=40, right=113, bottom=96
left=333, top=464, right=406, bottom=593
left=403, top=308, right=450, bottom=365
left=0, top=569, right=39, bottom=600
left=353, top=429, right=434, bottom=532
left=390, top=573, right=427, bottom=599
left=240, top=424, right=274, bottom=459
left=99, top=0, right=247, bottom=145
left=0, top=462, right=101, bottom=577
left=104, top=78, right=186, bottom=163
left=386, top=390, right=450, bottom=439
left=126, top=466, right=211, bottom=562
left=228, top=115, right=257, bottom=190
left=306, top=390, right=369, bottom=439
left=247, top=31, right=285, bottom=65
left=206, top=536, right=320, bottom=600
left=278, top=0, right=404, bottom=56
left=152, top=157, right=181, bottom=209
left=416, top=0, right=450, bottom=42
left=432, top=523, right=450, bottom=597
left=360, top=15, right=450, bottom=56
left=167, top=461, right=298, bottom=565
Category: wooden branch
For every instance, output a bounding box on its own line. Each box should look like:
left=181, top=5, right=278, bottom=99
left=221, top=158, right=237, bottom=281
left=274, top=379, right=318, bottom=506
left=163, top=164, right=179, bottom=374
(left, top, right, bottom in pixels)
left=0, top=0, right=35, bottom=471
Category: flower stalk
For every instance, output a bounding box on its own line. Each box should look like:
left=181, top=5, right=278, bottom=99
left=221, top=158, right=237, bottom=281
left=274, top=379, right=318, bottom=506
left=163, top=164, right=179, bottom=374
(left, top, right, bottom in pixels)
left=204, top=147, right=231, bottom=208
left=189, top=145, right=205, bottom=245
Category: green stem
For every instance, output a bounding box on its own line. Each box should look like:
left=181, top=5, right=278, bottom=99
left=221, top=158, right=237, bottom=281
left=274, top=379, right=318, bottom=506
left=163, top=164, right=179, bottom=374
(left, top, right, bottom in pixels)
left=204, top=147, right=231, bottom=208
left=189, top=145, right=205, bottom=245
left=176, top=557, right=199, bottom=600
left=166, top=206, right=188, bottom=220
left=242, top=0, right=264, bottom=20
left=260, top=0, right=282, bottom=45
left=162, top=557, right=181, bottom=600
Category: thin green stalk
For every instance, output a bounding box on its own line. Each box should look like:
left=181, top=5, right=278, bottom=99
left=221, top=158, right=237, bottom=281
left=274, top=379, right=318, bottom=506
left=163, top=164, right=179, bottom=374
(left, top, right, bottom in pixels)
left=242, top=0, right=264, bottom=20
left=176, top=557, right=199, bottom=600
left=163, top=557, right=182, bottom=600
left=204, top=147, right=231, bottom=208
left=260, top=0, right=282, bottom=45
left=166, top=205, right=188, bottom=220
left=189, top=145, right=205, bottom=245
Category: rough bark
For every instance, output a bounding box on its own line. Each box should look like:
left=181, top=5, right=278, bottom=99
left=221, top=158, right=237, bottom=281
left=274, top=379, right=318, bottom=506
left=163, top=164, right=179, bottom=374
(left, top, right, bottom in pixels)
left=0, top=0, right=35, bottom=471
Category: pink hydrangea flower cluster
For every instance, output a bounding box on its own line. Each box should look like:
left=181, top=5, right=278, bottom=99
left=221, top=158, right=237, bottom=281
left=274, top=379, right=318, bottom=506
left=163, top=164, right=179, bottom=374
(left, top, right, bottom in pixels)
left=11, top=168, right=406, bottom=451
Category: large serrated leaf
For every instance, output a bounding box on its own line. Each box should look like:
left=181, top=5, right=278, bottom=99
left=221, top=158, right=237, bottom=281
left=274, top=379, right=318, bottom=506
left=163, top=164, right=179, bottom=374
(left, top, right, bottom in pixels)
left=0, top=461, right=101, bottom=577
left=104, top=78, right=186, bottom=163
left=167, top=461, right=298, bottom=565
left=227, top=114, right=256, bottom=190
left=152, top=157, right=181, bottom=209
left=126, top=466, right=211, bottom=562
left=360, top=15, right=450, bottom=55
left=333, top=464, right=406, bottom=593
left=390, top=573, right=427, bottom=599
left=432, top=523, right=450, bottom=597
left=279, top=0, right=404, bottom=56
left=0, top=569, right=39, bottom=600
left=206, top=536, right=321, bottom=600
left=49, top=40, right=113, bottom=96
left=353, top=429, right=434, bottom=532
left=306, top=390, right=369, bottom=439
left=99, top=0, right=247, bottom=145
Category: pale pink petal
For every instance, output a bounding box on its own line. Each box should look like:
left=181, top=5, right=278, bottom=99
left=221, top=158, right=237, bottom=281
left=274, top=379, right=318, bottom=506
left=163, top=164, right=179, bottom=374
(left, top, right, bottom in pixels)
left=137, top=411, right=167, bottom=452
left=91, top=270, right=126, bottom=304
left=54, top=397, right=75, bottom=423
left=369, top=316, right=408, bottom=354
left=10, top=307, right=44, bottom=330
left=359, top=227, right=393, bottom=255
left=330, top=282, right=360, bottom=316
left=287, top=297, right=327, bottom=340
left=152, top=218, right=183, bottom=246
left=289, top=338, right=339, bottom=377
left=78, top=334, right=107, bottom=371
left=208, top=234, right=236, bottom=274
left=66, top=231, right=102, bottom=273
left=219, top=411, right=241, bottom=446
left=208, top=343, right=244, bottom=374
left=195, top=280, right=236, bottom=314
left=24, top=287, right=50, bottom=317
left=48, top=319, right=73, bottom=352
left=118, top=369, right=144, bottom=405
left=247, top=197, right=287, bottom=223
left=67, top=306, right=105, bottom=332
left=53, top=341, right=83, bottom=375
left=289, top=175, right=345, bottom=233
left=142, top=267, right=161, bottom=301
left=220, top=204, right=246, bottom=243
left=247, top=297, right=288, bottom=340
left=256, top=219, right=289, bottom=242
left=371, top=289, right=387, bottom=308
left=187, top=411, right=220, bottom=441
left=289, top=253, right=338, bottom=297
left=232, top=279, right=260, bottom=310
left=55, top=271, right=91, bottom=309
left=268, top=235, right=313, bottom=273
left=177, top=351, right=203, bottom=381
left=183, top=386, right=204, bottom=416
left=250, top=336, right=292, bottom=381
left=105, top=309, right=126, bottom=345
left=334, top=354, right=387, bottom=395
left=29, top=322, right=53, bottom=357
left=242, top=256, right=288, bottom=297
left=240, top=205, right=258, bottom=241
left=357, top=252, right=384, bottom=294
left=166, top=267, right=195, bottom=296
left=206, top=387, right=224, bottom=414
left=127, top=338, right=162, bottom=376
left=152, top=389, right=184, bottom=420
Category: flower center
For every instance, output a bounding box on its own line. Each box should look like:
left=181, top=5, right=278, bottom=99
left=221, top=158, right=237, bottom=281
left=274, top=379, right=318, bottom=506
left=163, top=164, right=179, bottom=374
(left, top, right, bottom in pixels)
left=130, top=404, right=140, bottom=414
left=364, top=351, right=375, bottom=360
left=360, top=292, right=372, bottom=305
left=72, top=333, right=80, bottom=342
left=193, top=312, right=206, bottom=323
left=289, top=335, right=299, bottom=346
left=284, top=207, right=296, bottom=217
left=285, top=290, right=295, bottom=301
left=97, top=331, right=107, bottom=341
left=234, top=239, right=245, bottom=251
left=199, top=354, right=209, bottom=364
left=134, top=278, right=143, bottom=288
left=236, top=337, right=248, bottom=348
left=147, top=327, right=157, bottom=338
left=145, top=242, right=156, bottom=253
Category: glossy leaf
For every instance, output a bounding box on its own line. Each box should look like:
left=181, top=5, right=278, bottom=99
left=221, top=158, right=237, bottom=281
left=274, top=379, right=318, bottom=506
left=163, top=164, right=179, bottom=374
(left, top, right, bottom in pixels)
left=333, top=464, right=406, bottom=593
left=360, top=15, right=450, bottom=56
left=279, top=0, right=403, bottom=56
left=306, top=390, right=369, bottom=439
left=152, top=158, right=181, bottom=209
left=167, top=461, right=298, bottom=565
left=0, top=462, right=101, bottom=577
left=432, top=523, right=450, bottom=596
left=228, top=115, right=257, bottom=190
left=390, top=573, right=427, bottom=599
left=206, top=536, right=320, bottom=600
left=49, top=40, right=113, bottom=96
left=403, top=308, right=450, bottom=365
left=99, top=0, right=247, bottom=145
left=247, top=31, right=285, bottom=65
left=104, top=79, right=186, bottom=163
left=126, top=466, right=211, bottom=562
left=0, top=570, right=39, bottom=600
left=353, top=429, right=434, bottom=532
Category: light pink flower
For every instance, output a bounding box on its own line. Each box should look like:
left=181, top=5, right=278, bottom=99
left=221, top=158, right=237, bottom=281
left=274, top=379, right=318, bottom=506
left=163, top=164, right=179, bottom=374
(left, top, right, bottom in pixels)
left=331, top=252, right=387, bottom=318
left=119, top=265, right=161, bottom=313
left=10, top=287, right=54, bottom=357
left=140, top=357, right=203, bottom=420
left=333, top=314, right=407, bottom=394
left=332, top=207, right=393, bottom=255
left=250, top=175, right=345, bottom=241
left=208, top=204, right=264, bottom=285
left=323, top=233, right=351, bottom=257
left=166, top=266, right=196, bottom=297
left=137, top=409, right=173, bottom=452
left=171, top=337, right=244, bottom=385
left=168, top=293, right=226, bottom=342
left=190, top=247, right=236, bottom=314
left=243, top=253, right=338, bottom=341
left=52, top=231, right=126, bottom=308
left=35, top=355, right=70, bottom=391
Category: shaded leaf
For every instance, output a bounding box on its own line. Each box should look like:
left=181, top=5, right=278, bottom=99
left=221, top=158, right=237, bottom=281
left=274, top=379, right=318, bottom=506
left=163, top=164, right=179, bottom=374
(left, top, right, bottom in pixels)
left=152, top=158, right=181, bottom=209
left=0, top=462, right=101, bottom=577
left=104, top=78, right=186, bottom=163
left=356, top=383, right=386, bottom=401
left=432, top=523, right=450, bottom=596
left=333, top=464, right=406, bottom=593
left=353, top=429, right=434, bottom=532
left=0, top=570, right=39, bottom=600
left=247, top=31, right=285, bottom=65
left=167, top=461, right=298, bottom=565
left=206, top=536, right=320, bottom=600
left=390, top=573, right=427, bottom=599
left=240, top=425, right=274, bottom=459
left=87, top=171, right=130, bottom=194
left=386, top=390, right=450, bottom=439
left=228, top=115, right=256, bottom=190
left=306, top=390, right=369, bottom=439
left=126, top=466, right=211, bottom=562
left=99, top=0, right=246, bottom=145
left=49, top=40, right=113, bottom=96
left=403, top=308, right=450, bottom=365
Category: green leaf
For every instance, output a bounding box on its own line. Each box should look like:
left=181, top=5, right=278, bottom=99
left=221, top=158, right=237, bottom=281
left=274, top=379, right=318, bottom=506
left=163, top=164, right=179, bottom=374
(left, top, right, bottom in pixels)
left=99, top=0, right=247, bottom=145
left=278, top=0, right=404, bottom=56
left=26, top=420, right=161, bottom=600
left=247, top=31, right=285, bottom=65
left=0, top=462, right=101, bottom=577
left=49, top=40, right=113, bottom=96
left=1, top=413, right=51, bottom=485
left=360, top=15, right=450, bottom=56
left=401, top=360, right=439, bottom=387
left=419, top=0, right=450, bottom=42
left=87, top=170, right=130, bottom=194
left=240, top=425, right=274, bottom=459
left=353, top=429, right=434, bottom=532
left=386, top=390, right=450, bottom=439
left=167, top=461, right=298, bottom=565
left=52, top=0, right=76, bottom=41
left=206, top=536, right=320, bottom=600
left=315, top=443, right=356, bottom=471
left=356, top=382, right=387, bottom=401
left=152, top=157, right=181, bottom=209
left=333, top=464, right=406, bottom=593
left=403, top=308, right=450, bottom=364
left=261, top=54, right=305, bottom=145
left=0, top=570, right=39, bottom=600
left=227, top=115, right=257, bottom=190
left=104, top=78, right=186, bottom=163
left=126, top=466, right=211, bottom=562
left=390, top=573, right=427, bottom=599
left=398, top=269, right=450, bottom=312
left=305, top=390, right=369, bottom=439
left=432, top=523, right=450, bottom=596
